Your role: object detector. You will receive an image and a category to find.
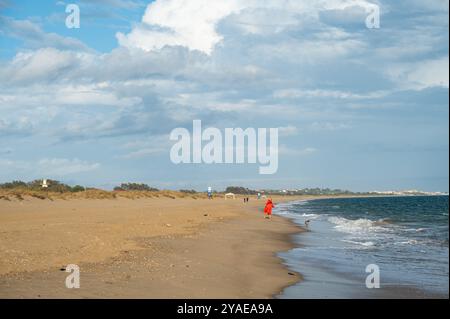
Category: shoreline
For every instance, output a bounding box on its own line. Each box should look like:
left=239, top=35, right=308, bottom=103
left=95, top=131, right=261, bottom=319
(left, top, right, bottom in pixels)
left=0, top=195, right=305, bottom=298
left=3, top=194, right=443, bottom=298
left=275, top=195, right=449, bottom=299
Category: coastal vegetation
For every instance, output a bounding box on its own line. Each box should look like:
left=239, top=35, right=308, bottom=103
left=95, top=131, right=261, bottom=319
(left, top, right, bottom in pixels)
left=1, top=180, right=438, bottom=201
left=0, top=180, right=202, bottom=201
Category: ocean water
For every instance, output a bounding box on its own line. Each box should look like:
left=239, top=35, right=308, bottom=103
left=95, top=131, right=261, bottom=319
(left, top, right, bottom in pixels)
left=275, top=196, right=449, bottom=298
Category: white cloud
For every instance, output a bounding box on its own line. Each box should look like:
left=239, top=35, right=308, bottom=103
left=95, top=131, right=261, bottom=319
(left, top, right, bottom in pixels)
left=274, top=89, right=387, bottom=100
left=405, top=57, right=449, bottom=89
left=53, top=84, right=142, bottom=107
left=80, top=0, right=143, bottom=9
left=119, top=135, right=170, bottom=159
left=2, top=48, right=79, bottom=84
left=309, top=122, right=351, bottom=131
left=251, top=35, right=366, bottom=65
left=0, top=158, right=100, bottom=177
left=0, top=117, right=34, bottom=136
left=387, top=57, right=449, bottom=90
left=0, top=0, right=447, bottom=162
left=120, top=147, right=166, bottom=159
left=278, top=125, right=299, bottom=137
left=279, top=146, right=318, bottom=156
left=0, top=17, right=90, bottom=51
left=117, top=0, right=246, bottom=54
left=404, top=0, right=449, bottom=12
left=37, top=158, right=100, bottom=176
left=0, top=0, right=447, bottom=190
left=116, top=0, right=378, bottom=55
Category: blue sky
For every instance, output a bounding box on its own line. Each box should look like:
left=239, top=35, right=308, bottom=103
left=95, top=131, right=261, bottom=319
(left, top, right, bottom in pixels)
left=0, top=0, right=448, bottom=192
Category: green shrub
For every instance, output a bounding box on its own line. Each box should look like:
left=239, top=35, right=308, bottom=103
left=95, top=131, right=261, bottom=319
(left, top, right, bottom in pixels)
left=71, top=185, right=85, bottom=192
left=114, top=183, right=159, bottom=191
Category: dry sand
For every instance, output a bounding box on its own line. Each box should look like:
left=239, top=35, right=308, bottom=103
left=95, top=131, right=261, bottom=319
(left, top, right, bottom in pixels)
left=0, top=195, right=304, bottom=298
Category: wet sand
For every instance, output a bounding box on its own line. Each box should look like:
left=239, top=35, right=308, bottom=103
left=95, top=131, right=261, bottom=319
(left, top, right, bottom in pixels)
left=0, top=196, right=303, bottom=298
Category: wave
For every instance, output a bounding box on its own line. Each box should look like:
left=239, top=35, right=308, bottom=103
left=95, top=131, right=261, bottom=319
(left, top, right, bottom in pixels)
left=374, top=218, right=394, bottom=225
left=327, top=216, right=389, bottom=235
left=328, top=218, right=439, bottom=247
left=394, top=239, right=419, bottom=245
left=341, top=239, right=375, bottom=247
left=301, top=213, right=318, bottom=218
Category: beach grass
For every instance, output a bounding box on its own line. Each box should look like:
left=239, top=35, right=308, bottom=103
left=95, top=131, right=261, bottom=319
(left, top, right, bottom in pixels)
left=0, top=188, right=210, bottom=201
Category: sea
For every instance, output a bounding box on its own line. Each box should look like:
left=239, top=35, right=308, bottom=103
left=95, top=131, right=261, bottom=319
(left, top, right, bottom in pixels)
left=275, top=195, right=449, bottom=298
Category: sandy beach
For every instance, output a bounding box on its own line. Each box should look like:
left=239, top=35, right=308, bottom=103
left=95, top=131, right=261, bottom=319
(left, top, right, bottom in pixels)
left=0, top=195, right=304, bottom=298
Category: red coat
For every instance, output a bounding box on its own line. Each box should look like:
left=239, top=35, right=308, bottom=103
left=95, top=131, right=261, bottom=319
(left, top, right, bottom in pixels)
left=264, top=200, right=275, bottom=214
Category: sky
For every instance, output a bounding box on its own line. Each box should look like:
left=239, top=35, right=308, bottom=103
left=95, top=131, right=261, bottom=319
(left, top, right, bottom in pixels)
left=0, top=0, right=448, bottom=192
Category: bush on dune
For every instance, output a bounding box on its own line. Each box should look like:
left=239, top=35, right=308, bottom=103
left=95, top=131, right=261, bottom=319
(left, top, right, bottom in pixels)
left=71, top=185, right=85, bottom=192
left=0, top=180, right=208, bottom=201
left=114, top=183, right=159, bottom=192
left=180, top=189, right=197, bottom=194
left=0, top=180, right=28, bottom=189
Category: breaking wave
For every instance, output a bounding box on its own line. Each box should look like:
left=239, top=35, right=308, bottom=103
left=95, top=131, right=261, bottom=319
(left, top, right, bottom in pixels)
left=327, top=216, right=390, bottom=235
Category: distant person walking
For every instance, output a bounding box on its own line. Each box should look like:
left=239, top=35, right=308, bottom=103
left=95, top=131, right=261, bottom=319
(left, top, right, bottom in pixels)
left=264, top=198, right=275, bottom=219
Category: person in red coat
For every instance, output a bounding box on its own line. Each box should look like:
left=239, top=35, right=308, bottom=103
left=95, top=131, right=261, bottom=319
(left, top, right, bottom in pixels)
left=264, top=198, right=275, bottom=219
